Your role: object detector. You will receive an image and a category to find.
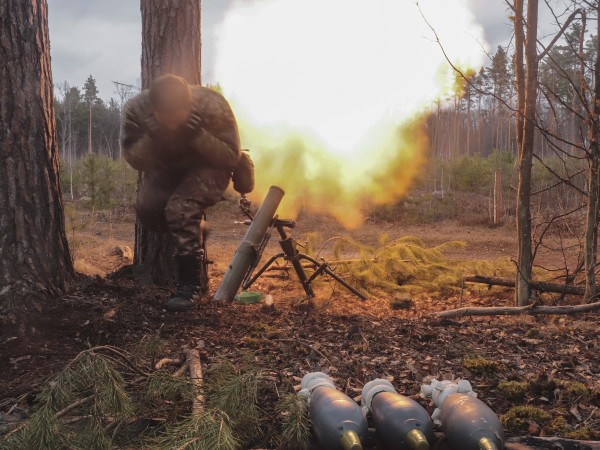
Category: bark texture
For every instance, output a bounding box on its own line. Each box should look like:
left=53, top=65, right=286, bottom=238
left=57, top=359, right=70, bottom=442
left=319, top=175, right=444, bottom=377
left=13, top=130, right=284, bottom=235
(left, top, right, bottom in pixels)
left=584, top=5, right=600, bottom=303
left=513, top=0, right=525, bottom=158
left=515, top=0, right=538, bottom=306
left=0, top=0, right=74, bottom=299
left=135, top=0, right=202, bottom=283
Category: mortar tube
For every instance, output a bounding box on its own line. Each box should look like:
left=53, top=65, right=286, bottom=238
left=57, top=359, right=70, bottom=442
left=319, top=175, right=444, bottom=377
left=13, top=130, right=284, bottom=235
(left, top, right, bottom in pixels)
left=213, top=186, right=285, bottom=302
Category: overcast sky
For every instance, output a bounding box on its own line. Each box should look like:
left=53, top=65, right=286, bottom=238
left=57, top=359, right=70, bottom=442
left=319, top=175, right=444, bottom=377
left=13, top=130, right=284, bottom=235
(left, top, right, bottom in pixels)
left=47, top=0, right=236, bottom=99
left=47, top=0, right=562, bottom=101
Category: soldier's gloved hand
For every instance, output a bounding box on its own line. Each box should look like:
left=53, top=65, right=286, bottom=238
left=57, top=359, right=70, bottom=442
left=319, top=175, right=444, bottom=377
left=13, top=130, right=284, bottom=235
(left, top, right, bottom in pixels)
left=144, top=115, right=163, bottom=141
left=185, top=111, right=204, bottom=136
left=187, top=111, right=204, bottom=130
left=239, top=196, right=251, bottom=211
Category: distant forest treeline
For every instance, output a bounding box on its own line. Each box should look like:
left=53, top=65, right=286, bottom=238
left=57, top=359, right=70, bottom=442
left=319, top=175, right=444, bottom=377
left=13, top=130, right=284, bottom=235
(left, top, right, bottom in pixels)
left=55, top=75, right=133, bottom=162
left=426, top=23, right=596, bottom=160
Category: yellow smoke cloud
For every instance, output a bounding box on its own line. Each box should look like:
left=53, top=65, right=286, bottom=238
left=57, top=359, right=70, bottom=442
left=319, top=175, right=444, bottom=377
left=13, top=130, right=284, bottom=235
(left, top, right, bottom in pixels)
left=215, top=0, right=486, bottom=226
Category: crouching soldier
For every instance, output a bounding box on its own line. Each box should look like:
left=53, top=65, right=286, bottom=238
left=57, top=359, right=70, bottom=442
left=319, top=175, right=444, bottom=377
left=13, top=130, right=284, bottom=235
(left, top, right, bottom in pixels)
left=120, top=74, right=254, bottom=312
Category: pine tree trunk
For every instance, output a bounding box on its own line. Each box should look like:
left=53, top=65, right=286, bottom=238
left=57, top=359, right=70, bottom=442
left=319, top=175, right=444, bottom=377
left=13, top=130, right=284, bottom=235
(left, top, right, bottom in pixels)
left=514, top=0, right=525, bottom=167
left=466, top=88, right=471, bottom=155
left=0, top=0, right=74, bottom=301
left=584, top=6, right=600, bottom=303
left=135, top=0, right=202, bottom=284
left=513, top=0, right=527, bottom=305
left=88, top=103, right=93, bottom=154
left=515, top=0, right=538, bottom=306
left=584, top=154, right=600, bottom=302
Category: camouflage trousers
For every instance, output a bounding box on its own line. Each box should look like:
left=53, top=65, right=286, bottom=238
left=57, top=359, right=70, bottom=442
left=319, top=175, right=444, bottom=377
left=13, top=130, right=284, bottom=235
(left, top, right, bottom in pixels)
left=136, top=166, right=230, bottom=256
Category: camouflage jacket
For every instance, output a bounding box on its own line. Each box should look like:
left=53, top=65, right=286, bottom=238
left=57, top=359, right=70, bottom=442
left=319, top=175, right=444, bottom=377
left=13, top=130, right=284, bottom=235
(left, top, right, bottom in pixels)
left=120, top=86, right=241, bottom=172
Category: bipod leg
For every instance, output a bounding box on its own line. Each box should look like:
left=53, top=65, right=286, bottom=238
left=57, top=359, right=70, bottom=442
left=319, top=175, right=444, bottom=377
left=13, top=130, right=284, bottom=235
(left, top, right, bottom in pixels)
left=289, top=256, right=315, bottom=298
left=322, top=266, right=367, bottom=300
left=242, top=253, right=285, bottom=290
left=305, top=261, right=329, bottom=284
left=299, top=255, right=367, bottom=300
left=277, top=233, right=315, bottom=298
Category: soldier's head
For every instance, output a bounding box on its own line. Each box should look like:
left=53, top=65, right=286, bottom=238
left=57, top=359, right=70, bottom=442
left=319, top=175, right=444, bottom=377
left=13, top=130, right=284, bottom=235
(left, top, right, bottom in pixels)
left=149, top=74, right=192, bottom=131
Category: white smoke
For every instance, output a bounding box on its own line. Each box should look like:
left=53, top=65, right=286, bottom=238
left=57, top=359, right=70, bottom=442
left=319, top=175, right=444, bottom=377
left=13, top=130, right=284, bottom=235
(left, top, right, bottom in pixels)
left=214, top=0, right=488, bottom=223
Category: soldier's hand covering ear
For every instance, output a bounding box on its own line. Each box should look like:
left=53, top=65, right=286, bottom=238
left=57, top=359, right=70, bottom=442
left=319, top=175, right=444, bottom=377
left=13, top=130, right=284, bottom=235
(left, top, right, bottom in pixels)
left=185, top=89, right=241, bottom=169
left=186, top=111, right=204, bottom=133
left=145, top=115, right=163, bottom=140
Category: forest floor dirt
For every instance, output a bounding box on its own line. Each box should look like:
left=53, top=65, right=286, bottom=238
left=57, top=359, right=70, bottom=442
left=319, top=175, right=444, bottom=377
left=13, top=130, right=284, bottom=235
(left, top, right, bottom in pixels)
left=1, top=200, right=599, bottom=447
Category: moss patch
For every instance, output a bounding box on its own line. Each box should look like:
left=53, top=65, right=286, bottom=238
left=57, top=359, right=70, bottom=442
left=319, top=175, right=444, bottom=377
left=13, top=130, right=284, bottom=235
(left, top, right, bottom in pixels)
left=464, top=357, right=503, bottom=375
left=564, top=381, right=590, bottom=399
left=501, top=406, right=551, bottom=432
left=497, top=381, right=528, bottom=400
left=548, top=416, right=568, bottom=435
left=565, top=427, right=592, bottom=440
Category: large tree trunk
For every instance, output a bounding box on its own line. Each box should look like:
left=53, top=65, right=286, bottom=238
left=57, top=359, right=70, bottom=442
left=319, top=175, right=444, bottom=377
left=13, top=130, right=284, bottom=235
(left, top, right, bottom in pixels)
left=515, top=0, right=538, bottom=306
left=0, top=0, right=74, bottom=300
left=513, top=0, right=527, bottom=304
left=584, top=5, right=600, bottom=303
left=135, top=0, right=202, bottom=284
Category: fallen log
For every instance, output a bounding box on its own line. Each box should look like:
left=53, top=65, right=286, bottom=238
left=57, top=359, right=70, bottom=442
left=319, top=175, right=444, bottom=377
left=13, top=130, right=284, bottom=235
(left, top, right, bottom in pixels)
left=432, top=433, right=600, bottom=449
left=183, top=349, right=204, bottom=415
left=154, top=356, right=184, bottom=370
left=437, top=301, right=600, bottom=318
left=505, top=435, right=600, bottom=449
left=463, top=275, right=595, bottom=296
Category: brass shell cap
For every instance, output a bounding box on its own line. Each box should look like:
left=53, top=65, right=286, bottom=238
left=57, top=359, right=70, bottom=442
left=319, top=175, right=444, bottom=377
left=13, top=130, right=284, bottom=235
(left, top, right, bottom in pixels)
left=340, top=430, right=363, bottom=450
left=405, top=428, right=430, bottom=450
left=479, top=437, right=499, bottom=450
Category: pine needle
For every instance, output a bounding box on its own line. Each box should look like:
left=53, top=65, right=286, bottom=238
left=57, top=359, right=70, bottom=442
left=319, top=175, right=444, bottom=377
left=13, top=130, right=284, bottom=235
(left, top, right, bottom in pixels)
left=330, top=235, right=514, bottom=296
left=144, top=370, right=195, bottom=403
left=204, top=358, right=262, bottom=443
left=69, top=417, right=113, bottom=450
left=1, top=352, right=134, bottom=450
left=152, top=411, right=238, bottom=450
left=276, top=393, right=311, bottom=450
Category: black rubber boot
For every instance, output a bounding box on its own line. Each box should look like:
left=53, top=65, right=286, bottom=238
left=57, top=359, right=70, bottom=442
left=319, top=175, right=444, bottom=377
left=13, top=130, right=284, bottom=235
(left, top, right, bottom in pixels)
left=166, top=255, right=202, bottom=312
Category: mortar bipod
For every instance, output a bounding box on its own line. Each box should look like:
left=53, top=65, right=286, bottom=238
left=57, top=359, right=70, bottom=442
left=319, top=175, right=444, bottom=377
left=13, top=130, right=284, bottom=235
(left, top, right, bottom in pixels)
left=240, top=217, right=366, bottom=300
